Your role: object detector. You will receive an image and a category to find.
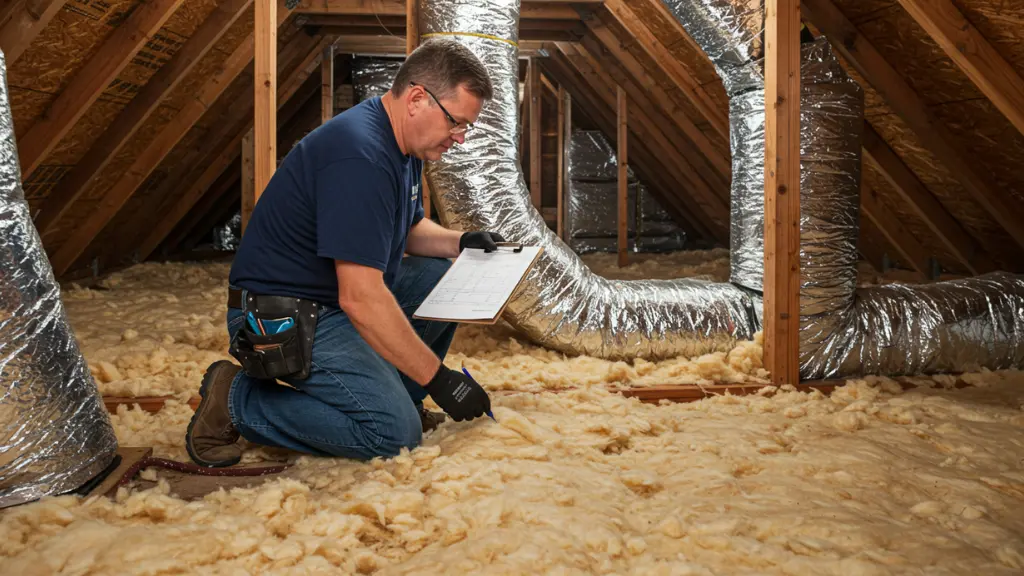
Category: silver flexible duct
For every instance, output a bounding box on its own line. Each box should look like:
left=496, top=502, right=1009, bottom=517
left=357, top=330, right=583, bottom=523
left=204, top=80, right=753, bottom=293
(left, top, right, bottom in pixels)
left=0, top=51, right=118, bottom=508
left=351, top=56, right=403, bottom=103
left=660, top=1, right=1024, bottom=379
left=421, top=0, right=758, bottom=360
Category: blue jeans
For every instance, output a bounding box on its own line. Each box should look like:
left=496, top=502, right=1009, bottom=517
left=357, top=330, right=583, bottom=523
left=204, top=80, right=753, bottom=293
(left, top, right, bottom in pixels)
left=225, top=256, right=456, bottom=460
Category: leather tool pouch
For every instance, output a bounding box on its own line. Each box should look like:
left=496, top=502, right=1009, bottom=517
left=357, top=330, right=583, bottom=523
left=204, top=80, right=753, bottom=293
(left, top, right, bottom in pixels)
left=229, top=291, right=318, bottom=380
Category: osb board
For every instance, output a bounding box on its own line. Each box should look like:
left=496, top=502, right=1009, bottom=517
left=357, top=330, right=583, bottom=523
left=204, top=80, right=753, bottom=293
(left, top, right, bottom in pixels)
left=160, top=7, right=255, bottom=114
left=41, top=99, right=124, bottom=167
left=955, top=0, right=1024, bottom=79
left=837, top=0, right=897, bottom=25
left=852, top=6, right=986, bottom=108
left=867, top=111, right=1022, bottom=268
left=861, top=160, right=963, bottom=274
left=627, top=0, right=722, bottom=88
left=8, top=0, right=142, bottom=106
left=929, top=97, right=1024, bottom=207
left=76, top=104, right=183, bottom=203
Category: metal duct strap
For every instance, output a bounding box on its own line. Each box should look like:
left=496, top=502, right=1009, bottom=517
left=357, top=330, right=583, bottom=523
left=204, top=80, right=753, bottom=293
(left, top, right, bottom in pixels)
left=421, top=0, right=757, bottom=360
left=0, top=51, right=118, bottom=508
left=351, top=56, right=404, bottom=103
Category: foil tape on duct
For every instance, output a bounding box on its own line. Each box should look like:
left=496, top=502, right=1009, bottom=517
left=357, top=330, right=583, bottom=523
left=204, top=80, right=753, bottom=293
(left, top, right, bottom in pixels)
left=0, top=52, right=118, bottom=508
left=421, top=0, right=757, bottom=360
left=351, top=57, right=403, bottom=103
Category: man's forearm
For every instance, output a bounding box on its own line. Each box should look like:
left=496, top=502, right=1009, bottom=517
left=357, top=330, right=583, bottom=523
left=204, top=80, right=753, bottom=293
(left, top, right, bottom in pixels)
left=341, top=292, right=440, bottom=386
left=405, top=218, right=461, bottom=258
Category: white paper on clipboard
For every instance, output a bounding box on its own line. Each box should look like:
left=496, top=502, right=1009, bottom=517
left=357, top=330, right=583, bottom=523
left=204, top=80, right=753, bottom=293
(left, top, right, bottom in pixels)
left=413, top=245, right=542, bottom=323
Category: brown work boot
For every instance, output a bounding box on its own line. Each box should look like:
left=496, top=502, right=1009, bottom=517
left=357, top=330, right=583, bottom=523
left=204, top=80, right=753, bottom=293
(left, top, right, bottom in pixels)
left=185, top=360, right=242, bottom=467
left=420, top=407, right=446, bottom=433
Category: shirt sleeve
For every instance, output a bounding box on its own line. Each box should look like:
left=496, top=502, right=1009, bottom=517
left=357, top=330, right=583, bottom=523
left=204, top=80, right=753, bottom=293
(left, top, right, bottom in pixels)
left=315, top=159, right=397, bottom=271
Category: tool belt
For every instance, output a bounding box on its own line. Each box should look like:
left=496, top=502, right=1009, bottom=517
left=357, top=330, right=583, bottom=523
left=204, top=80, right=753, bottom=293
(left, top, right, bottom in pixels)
left=227, top=287, right=318, bottom=380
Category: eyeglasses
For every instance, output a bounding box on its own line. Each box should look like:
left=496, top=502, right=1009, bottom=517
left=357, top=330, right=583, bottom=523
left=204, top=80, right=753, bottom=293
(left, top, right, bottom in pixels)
left=410, top=82, right=474, bottom=135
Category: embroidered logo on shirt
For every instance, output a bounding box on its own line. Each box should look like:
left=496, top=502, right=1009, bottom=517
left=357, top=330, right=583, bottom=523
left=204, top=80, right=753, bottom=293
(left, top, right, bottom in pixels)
left=411, top=183, right=420, bottom=204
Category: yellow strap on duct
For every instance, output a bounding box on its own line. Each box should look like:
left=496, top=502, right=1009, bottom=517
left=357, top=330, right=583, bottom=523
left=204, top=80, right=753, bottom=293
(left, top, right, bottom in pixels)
left=421, top=31, right=518, bottom=47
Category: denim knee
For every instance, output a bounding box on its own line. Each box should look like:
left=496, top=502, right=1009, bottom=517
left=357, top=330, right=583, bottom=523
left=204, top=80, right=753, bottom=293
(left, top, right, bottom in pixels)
left=365, top=414, right=422, bottom=459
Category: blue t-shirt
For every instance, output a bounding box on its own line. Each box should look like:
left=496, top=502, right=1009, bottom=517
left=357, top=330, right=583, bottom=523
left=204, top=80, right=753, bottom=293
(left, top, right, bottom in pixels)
left=229, top=97, right=424, bottom=306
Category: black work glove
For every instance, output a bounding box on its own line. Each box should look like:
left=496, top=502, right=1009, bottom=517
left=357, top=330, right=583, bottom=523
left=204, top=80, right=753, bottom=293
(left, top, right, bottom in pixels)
left=459, top=231, right=506, bottom=253
left=424, top=364, right=492, bottom=422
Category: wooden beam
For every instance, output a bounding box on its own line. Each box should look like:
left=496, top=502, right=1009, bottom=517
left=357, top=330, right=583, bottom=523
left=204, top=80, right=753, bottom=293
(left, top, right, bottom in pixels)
left=802, top=0, right=1024, bottom=262
left=241, top=129, right=255, bottom=234
left=602, top=0, right=728, bottom=140
left=616, top=85, right=628, bottom=268
left=34, top=0, right=253, bottom=238
left=896, top=0, right=1024, bottom=139
left=547, top=47, right=718, bottom=242
left=580, top=8, right=730, bottom=180
left=543, top=50, right=718, bottom=243
left=16, top=0, right=186, bottom=179
left=406, top=0, right=430, bottom=218
left=255, top=0, right=277, bottom=201
left=293, top=0, right=591, bottom=19
left=47, top=4, right=296, bottom=276
left=557, top=85, right=567, bottom=239
left=321, top=44, right=334, bottom=123
left=0, top=0, right=67, bottom=63
left=575, top=35, right=729, bottom=194
left=562, top=42, right=730, bottom=236
left=860, top=183, right=930, bottom=281
left=861, top=122, right=994, bottom=275
left=764, top=0, right=801, bottom=386
left=136, top=39, right=328, bottom=262
left=529, top=57, right=542, bottom=208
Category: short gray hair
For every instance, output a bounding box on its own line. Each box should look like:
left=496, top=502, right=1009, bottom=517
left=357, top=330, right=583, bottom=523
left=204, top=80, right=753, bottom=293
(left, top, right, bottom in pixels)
left=391, top=37, right=493, bottom=101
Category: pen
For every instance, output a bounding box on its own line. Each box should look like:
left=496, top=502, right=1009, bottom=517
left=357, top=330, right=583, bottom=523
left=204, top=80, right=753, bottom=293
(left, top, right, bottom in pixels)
left=462, top=366, right=496, bottom=421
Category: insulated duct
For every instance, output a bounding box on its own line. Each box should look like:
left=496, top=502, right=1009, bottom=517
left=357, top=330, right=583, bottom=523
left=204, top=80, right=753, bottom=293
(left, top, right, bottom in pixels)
left=351, top=57, right=403, bottom=103
left=0, top=51, right=118, bottom=508
left=421, top=0, right=758, bottom=360
left=659, top=0, right=1024, bottom=379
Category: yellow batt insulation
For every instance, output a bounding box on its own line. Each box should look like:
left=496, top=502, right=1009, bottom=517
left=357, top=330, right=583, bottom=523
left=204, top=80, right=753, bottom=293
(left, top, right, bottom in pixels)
left=2, top=251, right=1024, bottom=574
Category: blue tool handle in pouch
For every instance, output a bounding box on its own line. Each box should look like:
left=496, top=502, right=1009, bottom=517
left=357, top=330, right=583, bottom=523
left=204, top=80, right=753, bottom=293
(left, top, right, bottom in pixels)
left=461, top=366, right=496, bottom=421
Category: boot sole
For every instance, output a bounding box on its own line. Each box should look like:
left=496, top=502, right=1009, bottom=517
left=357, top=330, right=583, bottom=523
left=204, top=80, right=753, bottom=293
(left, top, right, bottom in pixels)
left=185, top=361, right=242, bottom=468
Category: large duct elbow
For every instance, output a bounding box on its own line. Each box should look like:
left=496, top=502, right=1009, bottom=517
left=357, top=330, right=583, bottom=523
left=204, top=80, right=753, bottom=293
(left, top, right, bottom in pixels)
left=421, top=0, right=758, bottom=361
left=0, top=51, right=118, bottom=508
left=659, top=2, right=1024, bottom=379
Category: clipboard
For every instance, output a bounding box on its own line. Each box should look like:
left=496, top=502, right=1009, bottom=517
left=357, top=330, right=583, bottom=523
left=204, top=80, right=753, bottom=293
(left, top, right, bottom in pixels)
left=413, top=243, right=543, bottom=324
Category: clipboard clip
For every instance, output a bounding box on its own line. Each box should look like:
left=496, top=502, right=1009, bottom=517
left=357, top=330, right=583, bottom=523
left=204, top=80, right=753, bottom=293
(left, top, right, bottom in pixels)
left=494, top=242, right=523, bottom=253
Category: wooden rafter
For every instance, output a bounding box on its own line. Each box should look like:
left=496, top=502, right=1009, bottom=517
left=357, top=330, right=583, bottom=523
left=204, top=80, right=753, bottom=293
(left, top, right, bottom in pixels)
left=860, top=183, right=930, bottom=281
left=136, top=37, right=329, bottom=262
left=542, top=48, right=716, bottom=243
left=575, top=35, right=728, bottom=194
left=16, top=0, right=186, bottom=179
left=0, top=0, right=68, bottom=63
left=556, top=84, right=567, bottom=239
left=34, top=0, right=254, bottom=238
left=48, top=0, right=293, bottom=276
left=802, top=0, right=1024, bottom=265
left=896, top=0, right=1024, bottom=139
left=764, top=0, right=801, bottom=385
left=861, top=122, right=995, bottom=275
left=162, top=163, right=240, bottom=254
left=241, top=129, right=255, bottom=234
left=579, top=6, right=730, bottom=180
left=560, top=42, right=730, bottom=237
left=601, top=0, right=728, bottom=140
left=291, top=0, right=595, bottom=20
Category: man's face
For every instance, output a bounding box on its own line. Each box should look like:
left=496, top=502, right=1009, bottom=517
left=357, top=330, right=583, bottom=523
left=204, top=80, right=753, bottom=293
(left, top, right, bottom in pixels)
left=406, top=83, right=483, bottom=161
